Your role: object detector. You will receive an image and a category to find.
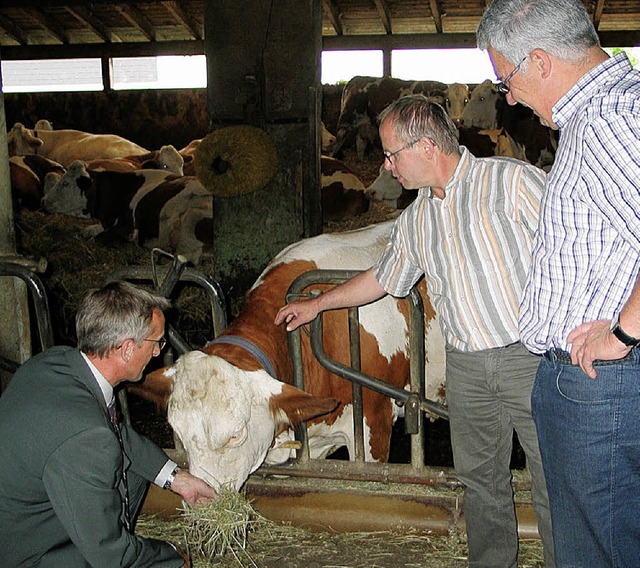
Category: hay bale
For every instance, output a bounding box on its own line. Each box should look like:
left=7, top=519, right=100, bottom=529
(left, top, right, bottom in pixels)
left=195, top=125, right=278, bottom=197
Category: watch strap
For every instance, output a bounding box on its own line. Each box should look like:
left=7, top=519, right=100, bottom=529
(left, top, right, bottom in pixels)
left=163, top=466, right=179, bottom=490
left=611, top=315, right=640, bottom=347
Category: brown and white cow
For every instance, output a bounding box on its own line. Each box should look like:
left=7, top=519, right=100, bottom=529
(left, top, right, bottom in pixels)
left=7, top=122, right=149, bottom=166
left=84, top=145, right=185, bottom=175
left=365, top=165, right=416, bottom=210
left=41, top=160, right=212, bottom=263
left=130, top=220, right=446, bottom=491
left=321, top=155, right=370, bottom=222
left=9, top=155, right=65, bottom=210
left=444, top=83, right=471, bottom=125
left=332, top=76, right=448, bottom=160
left=459, top=80, right=558, bottom=171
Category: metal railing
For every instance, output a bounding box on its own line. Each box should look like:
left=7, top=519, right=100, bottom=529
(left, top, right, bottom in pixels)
left=255, top=269, right=455, bottom=487
left=0, top=261, right=54, bottom=375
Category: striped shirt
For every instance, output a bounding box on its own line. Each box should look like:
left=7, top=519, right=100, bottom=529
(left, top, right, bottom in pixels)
left=373, top=147, right=545, bottom=352
left=519, top=53, right=640, bottom=354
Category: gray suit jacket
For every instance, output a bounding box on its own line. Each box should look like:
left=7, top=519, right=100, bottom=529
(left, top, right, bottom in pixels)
left=0, top=346, right=183, bottom=567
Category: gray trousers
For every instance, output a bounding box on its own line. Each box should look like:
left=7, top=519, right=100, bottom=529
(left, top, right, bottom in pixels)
left=445, top=342, right=555, bottom=568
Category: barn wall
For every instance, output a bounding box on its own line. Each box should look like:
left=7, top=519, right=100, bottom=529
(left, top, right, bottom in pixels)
left=3, top=89, right=209, bottom=151
left=3, top=84, right=342, bottom=154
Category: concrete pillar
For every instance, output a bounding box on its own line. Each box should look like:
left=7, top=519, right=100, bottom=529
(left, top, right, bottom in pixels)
left=204, top=0, right=322, bottom=310
left=0, top=93, right=32, bottom=392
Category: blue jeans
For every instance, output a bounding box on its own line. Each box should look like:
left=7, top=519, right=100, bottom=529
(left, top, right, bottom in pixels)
left=446, top=343, right=555, bottom=568
left=532, top=351, right=640, bottom=568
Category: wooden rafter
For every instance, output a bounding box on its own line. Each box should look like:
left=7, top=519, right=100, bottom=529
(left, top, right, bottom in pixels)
left=0, top=12, right=29, bottom=45
left=373, top=0, right=392, bottom=34
left=429, top=0, right=443, bottom=33
left=162, top=1, right=202, bottom=40
left=65, top=5, right=114, bottom=43
left=114, top=2, right=156, bottom=42
left=322, top=0, right=343, bottom=36
left=593, top=0, right=605, bottom=30
left=30, top=7, right=69, bottom=44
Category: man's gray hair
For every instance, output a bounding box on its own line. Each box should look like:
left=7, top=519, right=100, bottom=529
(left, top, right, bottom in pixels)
left=477, top=0, right=600, bottom=67
left=378, top=95, right=460, bottom=155
left=76, top=281, right=171, bottom=357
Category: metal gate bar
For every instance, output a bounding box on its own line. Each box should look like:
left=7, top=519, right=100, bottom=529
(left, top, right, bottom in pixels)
left=271, top=269, right=448, bottom=482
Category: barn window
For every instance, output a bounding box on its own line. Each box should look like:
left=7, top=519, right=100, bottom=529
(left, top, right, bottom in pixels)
left=1, top=59, right=102, bottom=93
left=391, top=49, right=496, bottom=83
left=112, top=55, right=207, bottom=90
left=321, top=50, right=383, bottom=84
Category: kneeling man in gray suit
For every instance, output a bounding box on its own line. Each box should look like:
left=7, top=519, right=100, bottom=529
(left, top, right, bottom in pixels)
left=0, top=281, right=217, bottom=567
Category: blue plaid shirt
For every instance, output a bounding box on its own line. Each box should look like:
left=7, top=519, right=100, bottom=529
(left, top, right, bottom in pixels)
left=520, top=53, right=640, bottom=353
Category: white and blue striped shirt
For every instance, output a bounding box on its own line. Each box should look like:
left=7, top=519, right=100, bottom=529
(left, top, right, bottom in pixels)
left=374, top=147, right=545, bottom=352
left=519, top=53, right=640, bottom=353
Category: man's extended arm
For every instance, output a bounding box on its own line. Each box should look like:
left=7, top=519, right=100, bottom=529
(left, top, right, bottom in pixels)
left=274, top=268, right=387, bottom=331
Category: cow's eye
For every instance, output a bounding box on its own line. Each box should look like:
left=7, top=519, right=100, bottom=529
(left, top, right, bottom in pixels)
left=226, top=426, right=247, bottom=448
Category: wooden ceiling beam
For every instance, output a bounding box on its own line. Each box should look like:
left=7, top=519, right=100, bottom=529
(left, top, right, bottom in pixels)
left=65, top=5, right=114, bottom=43
left=114, top=2, right=156, bottom=41
left=0, top=13, right=30, bottom=45
left=373, top=0, right=392, bottom=35
left=322, top=0, right=343, bottom=36
left=593, top=0, right=605, bottom=30
left=162, top=1, right=202, bottom=41
left=429, top=0, right=443, bottom=33
left=28, top=7, right=69, bottom=44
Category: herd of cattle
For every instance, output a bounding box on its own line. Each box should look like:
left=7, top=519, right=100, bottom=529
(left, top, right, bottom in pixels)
left=6, top=77, right=558, bottom=491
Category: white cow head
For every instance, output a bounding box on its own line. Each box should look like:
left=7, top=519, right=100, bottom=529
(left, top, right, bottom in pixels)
left=149, top=145, right=185, bottom=176
left=365, top=165, right=403, bottom=208
left=166, top=351, right=339, bottom=491
left=42, top=160, right=92, bottom=217
left=459, top=79, right=501, bottom=130
left=7, top=123, right=42, bottom=157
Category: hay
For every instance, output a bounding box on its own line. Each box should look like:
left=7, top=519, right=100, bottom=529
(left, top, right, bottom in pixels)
left=14, top=210, right=217, bottom=346
left=195, top=125, right=278, bottom=197
left=137, top=488, right=268, bottom=567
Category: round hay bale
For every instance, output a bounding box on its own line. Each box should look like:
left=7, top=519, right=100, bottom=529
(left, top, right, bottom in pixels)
left=194, top=125, right=278, bottom=197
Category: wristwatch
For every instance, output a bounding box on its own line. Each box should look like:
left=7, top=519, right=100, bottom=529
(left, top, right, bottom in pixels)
left=611, top=313, right=640, bottom=347
left=163, top=466, right=179, bottom=490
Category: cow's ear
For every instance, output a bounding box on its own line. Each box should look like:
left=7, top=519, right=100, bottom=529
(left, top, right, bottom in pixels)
left=270, top=383, right=340, bottom=428
left=126, top=366, right=175, bottom=414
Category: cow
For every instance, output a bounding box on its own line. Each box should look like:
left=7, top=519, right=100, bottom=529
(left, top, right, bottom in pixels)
left=444, top=83, right=470, bottom=125
left=365, top=165, right=416, bottom=210
left=41, top=160, right=212, bottom=263
left=85, top=145, right=185, bottom=175
left=128, top=220, right=447, bottom=491
left=321, top=155, right=370, bottom=222
left=459, top=80, right=558, bottom=171
left=332, top=76, right=448, bottom=160
left=9, top=155, right=66, bottom=210
left=320, top=121, right=337, bottom=153
left=7, top=122, right=149, bottom=166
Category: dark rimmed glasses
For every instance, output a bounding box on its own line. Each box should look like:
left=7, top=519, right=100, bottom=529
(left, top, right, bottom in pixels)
left=143, top=337, right=167, bottom=351
left=497, top=56, right=528, bottom=94
left=383, top=138, right=421, bottom=164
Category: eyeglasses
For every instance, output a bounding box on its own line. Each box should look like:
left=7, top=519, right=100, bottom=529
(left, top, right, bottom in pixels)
left=497, top=56, right=528, bottom=94
left=143, top=337, right=167, bottom=351
left=383, top=138, right=421, bottom=164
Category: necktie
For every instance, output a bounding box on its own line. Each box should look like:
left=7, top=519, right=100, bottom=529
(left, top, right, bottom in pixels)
left=109, top=397, right=131, bottom=531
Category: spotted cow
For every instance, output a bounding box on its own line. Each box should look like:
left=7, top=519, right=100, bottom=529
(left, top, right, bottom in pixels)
left=332, top=76, right=448, bottom=160
left=321, top=155, right=370, bottom=222
left=84, top=145, right=185, bottom=175
left=129, top=220, right=446, bottom=491
left=459, top=80, right=557, bottom=171
left=9, top=155, right=66, bottom=210
left=41, top=160, right=212, bottom=263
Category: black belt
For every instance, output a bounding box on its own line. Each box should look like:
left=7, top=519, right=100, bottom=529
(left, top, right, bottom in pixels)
left=543, top=348, right=637, bottom=366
